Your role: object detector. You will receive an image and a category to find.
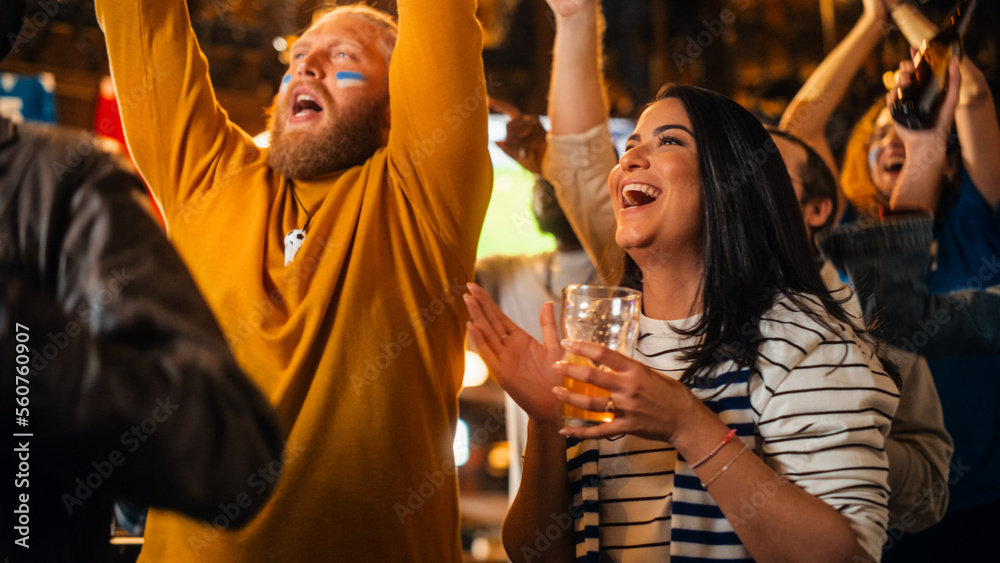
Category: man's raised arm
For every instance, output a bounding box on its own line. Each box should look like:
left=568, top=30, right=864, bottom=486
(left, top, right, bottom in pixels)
left=96, top=0, right=254, bottom=219
left=387, top=0, right=493, bottom=256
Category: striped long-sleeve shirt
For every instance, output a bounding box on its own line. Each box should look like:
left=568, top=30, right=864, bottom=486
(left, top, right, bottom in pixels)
left=569, top=292, right=899, bottom=562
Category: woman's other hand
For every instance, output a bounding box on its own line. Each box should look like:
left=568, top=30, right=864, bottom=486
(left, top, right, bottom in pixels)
left=465, top=283, right=565, bottom=423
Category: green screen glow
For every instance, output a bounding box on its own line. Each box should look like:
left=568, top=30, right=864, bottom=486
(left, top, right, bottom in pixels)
left=476, top=164, right=555, bottom=259
left=476, top=115, right=632, bottom=259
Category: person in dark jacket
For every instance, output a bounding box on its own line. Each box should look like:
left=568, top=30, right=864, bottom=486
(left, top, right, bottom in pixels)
left=1, top=4, right=284, bottom=561
left=820, top=214, right=1000, bottom=359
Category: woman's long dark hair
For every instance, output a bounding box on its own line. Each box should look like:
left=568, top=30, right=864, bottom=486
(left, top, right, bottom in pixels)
left=619, top=84, right=899, bottom=389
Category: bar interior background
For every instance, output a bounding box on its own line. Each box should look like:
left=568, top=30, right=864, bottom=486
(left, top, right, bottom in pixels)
left=3, top=0, right=998, bottom=561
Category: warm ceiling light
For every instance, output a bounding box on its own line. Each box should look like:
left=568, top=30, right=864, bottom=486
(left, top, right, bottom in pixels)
left=487, top=442, right=510, bottom=471
left=463, top=350, right=489, bottom=388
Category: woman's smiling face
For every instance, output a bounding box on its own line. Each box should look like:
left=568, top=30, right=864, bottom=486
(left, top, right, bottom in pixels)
left=609, top=97, right=703, bottom=263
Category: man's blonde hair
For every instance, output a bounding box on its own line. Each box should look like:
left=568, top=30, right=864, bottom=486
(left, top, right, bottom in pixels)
left=311, top=3, right=398, bottom=65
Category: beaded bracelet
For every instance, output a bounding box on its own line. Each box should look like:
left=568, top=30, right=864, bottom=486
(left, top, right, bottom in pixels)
left=689, top=428, right=737, bottom=469
left=701, top=444, right=750, bottom=489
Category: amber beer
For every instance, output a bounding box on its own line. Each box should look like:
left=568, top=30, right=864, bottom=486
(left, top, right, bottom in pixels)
left=561, top=352, right=614, bottom=424
left=561, top=285, right=642, bottom=427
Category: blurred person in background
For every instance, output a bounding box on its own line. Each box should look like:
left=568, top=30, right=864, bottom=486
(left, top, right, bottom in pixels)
left=820, top=54, right=1000, bottom=560
left=785, top=0, right=1000, bottom=558
left=822, top=212, right=1000, bottom=358
left=779, top=0, right=899, bottom=223
left=1, top=3, right=283, bottom=560
left=768, top=127, right=953, bottom=541
left=835, top=2, right=1000, bottom=223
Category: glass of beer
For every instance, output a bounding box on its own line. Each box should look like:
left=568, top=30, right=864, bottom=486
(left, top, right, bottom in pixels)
left=561, top=285, right=642, bottom=427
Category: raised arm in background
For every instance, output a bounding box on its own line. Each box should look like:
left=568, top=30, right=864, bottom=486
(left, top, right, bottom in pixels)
left=779, top=0, right=892, bottom=219
left=547, top=0, right=607, bottom=135
left=542, top=0, right=621, bottom=284
left=889, top=1, right=1000, bottom=210
left=489, top=97, right=547, bottom=175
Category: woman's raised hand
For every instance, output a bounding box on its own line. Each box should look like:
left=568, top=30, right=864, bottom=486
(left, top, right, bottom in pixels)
left=465, top=283, right=565, bottom=423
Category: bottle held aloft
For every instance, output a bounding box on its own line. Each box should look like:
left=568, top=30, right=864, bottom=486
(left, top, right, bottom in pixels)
left=891, top=0, right=977, bottom=130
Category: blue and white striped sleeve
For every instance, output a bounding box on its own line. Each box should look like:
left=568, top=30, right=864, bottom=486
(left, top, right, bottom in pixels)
left=750, top=299, right=900, bottom=561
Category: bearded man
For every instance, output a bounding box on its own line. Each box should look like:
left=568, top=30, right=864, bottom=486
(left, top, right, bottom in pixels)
left=96, top=1, right=492, bottom=561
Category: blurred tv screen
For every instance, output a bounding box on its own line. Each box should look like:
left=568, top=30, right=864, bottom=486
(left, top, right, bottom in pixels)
left=477, top=114, right=634, bottom=258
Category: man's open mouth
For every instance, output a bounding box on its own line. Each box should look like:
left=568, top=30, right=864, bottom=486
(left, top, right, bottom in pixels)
left=623, top=184, right=662, bottom=209
left=292, top=92, right=324, bottom=117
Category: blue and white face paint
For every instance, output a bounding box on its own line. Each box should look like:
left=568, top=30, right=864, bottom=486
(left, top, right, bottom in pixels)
left=280, top=73, right=292, bottom=93
left=867, top=143, right=883, bottom=176
left=335, top=71, right=367, bottom=89
left=866, top=112, right=908, bottom=197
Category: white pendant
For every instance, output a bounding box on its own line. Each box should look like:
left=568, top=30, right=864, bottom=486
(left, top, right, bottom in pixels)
left=284, top=229, right=306, bottom=266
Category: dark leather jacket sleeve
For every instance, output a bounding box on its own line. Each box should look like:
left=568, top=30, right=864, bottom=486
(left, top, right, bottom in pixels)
left=1, top=118, right=284, bottom=523
left=819, top=214, right=1000, bottom=358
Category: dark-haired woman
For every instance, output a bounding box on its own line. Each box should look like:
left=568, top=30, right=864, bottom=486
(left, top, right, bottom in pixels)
left=466, top=84, right=899, bottom=562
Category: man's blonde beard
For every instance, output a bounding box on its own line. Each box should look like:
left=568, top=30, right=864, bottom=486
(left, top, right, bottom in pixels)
left=265, top=93, right=388, bottom=180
